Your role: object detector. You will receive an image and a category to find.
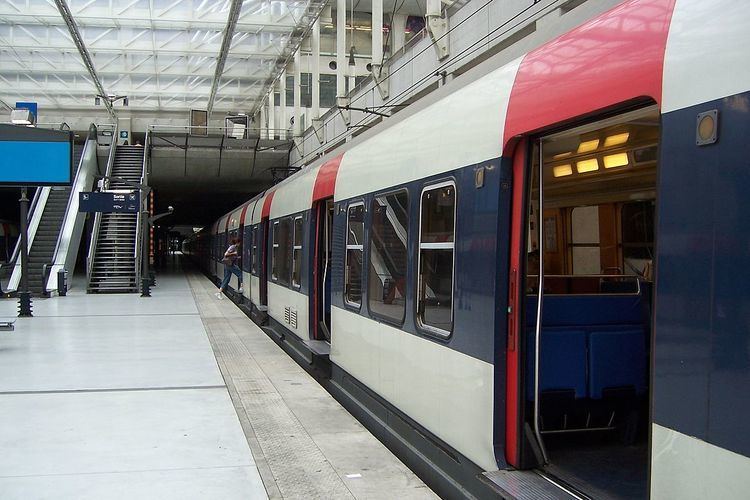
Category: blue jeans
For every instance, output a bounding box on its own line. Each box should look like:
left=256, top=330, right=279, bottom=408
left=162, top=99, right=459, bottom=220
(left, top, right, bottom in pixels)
left=220, top=264, right=242, bottom=290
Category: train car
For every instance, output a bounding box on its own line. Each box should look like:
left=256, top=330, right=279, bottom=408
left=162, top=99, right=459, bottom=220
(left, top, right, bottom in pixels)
left=195, top=0, right=750, bottom=497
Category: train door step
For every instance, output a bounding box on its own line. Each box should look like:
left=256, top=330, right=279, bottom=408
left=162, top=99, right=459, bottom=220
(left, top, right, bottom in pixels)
left=303, top=339, right=330, bottom=357
left=482, top=469, right=584, bottom=500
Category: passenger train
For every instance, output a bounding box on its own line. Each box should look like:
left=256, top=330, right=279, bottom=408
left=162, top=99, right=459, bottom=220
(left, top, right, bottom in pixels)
left=187, top=0, right=750, bottom=497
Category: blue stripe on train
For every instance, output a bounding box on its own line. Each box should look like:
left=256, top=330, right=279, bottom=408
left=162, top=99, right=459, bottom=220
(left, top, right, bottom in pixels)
left=653, top=89, right=750, bottom=458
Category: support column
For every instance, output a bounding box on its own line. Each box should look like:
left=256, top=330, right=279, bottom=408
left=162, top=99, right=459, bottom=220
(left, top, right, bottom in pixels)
left=279, top=70, right=287, bottom=139
left=265, top=97, right=271, bottom=140
left=392, top=14, right=407, bottom=54
left=372, top=0, right=383, bottom=68
left=336, top=0, right=346, bottom=98
left=311, top=18, right=321, bottom=119
left=294, top=50, right=302, bottom=138
left=268, top=88, right=276, bottom=140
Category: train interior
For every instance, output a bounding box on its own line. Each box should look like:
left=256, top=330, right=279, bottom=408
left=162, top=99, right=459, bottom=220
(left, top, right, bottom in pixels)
left=523, top=106, right=659, bottom=499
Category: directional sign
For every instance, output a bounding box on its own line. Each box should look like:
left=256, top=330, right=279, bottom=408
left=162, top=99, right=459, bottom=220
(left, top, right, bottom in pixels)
left=79, top=191, right=140, bottom=213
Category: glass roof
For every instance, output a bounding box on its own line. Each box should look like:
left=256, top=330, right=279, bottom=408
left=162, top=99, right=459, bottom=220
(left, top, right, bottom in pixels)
left=0, top=0, right=320, bottom=115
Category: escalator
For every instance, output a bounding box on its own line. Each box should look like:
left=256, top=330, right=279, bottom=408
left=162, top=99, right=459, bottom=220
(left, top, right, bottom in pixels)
left=8, top=124, right=104, bottom=295
left=23, top=146, right=84, bottom=295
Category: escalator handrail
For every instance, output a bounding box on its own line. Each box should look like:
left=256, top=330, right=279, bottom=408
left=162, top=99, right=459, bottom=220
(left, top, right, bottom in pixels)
left=7, top=186, right=43, bottom=268
left=49, top=128, right=96, bottom=279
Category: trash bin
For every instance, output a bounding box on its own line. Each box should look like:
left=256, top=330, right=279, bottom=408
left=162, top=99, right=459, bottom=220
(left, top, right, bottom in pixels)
left=57, top=269, right=68, bottom=296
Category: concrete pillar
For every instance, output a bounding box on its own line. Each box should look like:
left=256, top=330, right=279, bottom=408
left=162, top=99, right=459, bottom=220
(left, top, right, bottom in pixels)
left=372, top=0, right=383, bottom=67
left=294, top=50, right=302, bottom=137
left=268, top=88, right=276, bottom=140
left=392, top=14, right=407, bottom=54
left=311, top=18, right=321, bottom=119
left=336, top=0, right=346, bottom=98
left=279, top=70, right=287, bottom=140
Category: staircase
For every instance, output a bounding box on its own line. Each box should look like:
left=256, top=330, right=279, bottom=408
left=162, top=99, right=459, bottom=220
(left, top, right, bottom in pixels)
left=87, top=145, right=143, bottom=293
left=26, top=144, right=84, bottom=295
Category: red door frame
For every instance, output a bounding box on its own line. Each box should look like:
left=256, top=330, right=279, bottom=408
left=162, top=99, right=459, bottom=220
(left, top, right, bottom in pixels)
left=504, top=138, right=528, bottom=467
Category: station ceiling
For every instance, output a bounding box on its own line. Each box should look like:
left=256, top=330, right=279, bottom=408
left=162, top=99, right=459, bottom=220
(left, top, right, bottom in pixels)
left=0, top=0, right=324, bottom=116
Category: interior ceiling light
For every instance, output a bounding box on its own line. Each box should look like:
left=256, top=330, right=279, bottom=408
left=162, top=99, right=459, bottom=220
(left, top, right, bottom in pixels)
left=553, top=164, right=573, bottom=177
left=553, top=151, right=571, bottom=160
left=576, top=158, right=599, bottom=173
left=604, top=132, right=630, bottom=147
left=577, top=139, right=600, bottom=154
left=603, top=152, right=629, bottom=169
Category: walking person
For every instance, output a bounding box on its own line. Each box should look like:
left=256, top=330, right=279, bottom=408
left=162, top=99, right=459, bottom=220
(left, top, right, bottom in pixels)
left=216, top=237, right=243, bottom=299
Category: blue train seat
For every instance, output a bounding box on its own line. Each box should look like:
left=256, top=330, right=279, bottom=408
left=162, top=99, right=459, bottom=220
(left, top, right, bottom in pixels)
left=526, top=328, right=587, bottom=400
left=588, top=328, right=647, bottom=399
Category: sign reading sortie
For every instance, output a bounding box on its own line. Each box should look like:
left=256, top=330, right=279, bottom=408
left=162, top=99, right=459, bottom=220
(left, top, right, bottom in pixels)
left=79, top=191, right=140, bottom=213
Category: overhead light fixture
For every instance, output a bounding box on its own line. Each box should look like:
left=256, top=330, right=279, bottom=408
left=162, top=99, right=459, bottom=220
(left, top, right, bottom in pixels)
left=553, top=151, right=571, bottom=160
left=553, top=164, right=573, bottom=177
left=576, top=158, right=599, bottom=173
left=577, top=139, right=600, bottom=154
left=604, top=132, right=629, bottom=147
left=10, top=108, right=35, bottom=125
left=603, top=152, right=629, bottom=169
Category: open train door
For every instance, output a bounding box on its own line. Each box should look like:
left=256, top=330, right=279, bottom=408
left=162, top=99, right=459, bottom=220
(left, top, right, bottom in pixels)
left=504, top=138, right=544, bottom=469
left=259, top=190, right=275, bottom=310
left=311, top=198, right=334, bottom=340
left=311, top=155, right=342, bottom=341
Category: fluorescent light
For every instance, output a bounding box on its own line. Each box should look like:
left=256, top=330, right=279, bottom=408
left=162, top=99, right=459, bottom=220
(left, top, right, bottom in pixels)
left=603, top=153, right=629, bottom=169
left=577, top=139, right=600, bottom=153
left=604, top=132, right=629, bottom=147
left=576, top=158, right=599, bottom=173
left=553, top=164, right=573, bottom=177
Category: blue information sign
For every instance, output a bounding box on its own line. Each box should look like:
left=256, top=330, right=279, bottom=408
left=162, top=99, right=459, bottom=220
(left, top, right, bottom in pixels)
left=79, top=191, right=140, bottom=213
left=0, top=124, right=73, bottom=186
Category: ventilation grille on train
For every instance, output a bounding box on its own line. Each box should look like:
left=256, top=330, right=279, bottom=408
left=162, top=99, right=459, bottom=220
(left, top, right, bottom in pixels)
left=284, top=306, right=298, bottom=329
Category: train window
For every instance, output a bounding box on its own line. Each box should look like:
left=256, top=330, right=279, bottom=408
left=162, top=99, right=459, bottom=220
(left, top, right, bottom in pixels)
left=242, top=226, right=252, bottom=273
left=417, top=182, right=456, bottom=335
left=368, top=190, right=408, bottom=324
left=621, top=200, right=654, bottom=277
left=276, top=218, right=292, bottom=286
left=272, top=221, right=280, bottom=281
left=251, top=226, right=258, bottom=274
left=292, top=216, right=303, bottom=288
left=570, top=206, right=601, bottom=275
left=345, top=203, right=364, bottom=308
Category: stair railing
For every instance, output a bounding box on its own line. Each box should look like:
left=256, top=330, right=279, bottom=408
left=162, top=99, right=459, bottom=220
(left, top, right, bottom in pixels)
left=86, top=123, right=118, bottom=286
left=134, top=129, right=149, bottom=288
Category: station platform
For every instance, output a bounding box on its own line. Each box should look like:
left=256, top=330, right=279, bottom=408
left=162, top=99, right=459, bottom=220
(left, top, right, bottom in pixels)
left=0, top=266, right=435, bottom=499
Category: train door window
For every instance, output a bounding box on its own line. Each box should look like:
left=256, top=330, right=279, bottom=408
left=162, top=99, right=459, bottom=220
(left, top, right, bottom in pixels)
left=292, top=216, right=303, bottom=288
left=368, top=190, right=408, bottom=324
left=251, top=226, right=258, bottom=274
left=242, top=226, right=252, bottom=273
left=621, top=200, right=655, bottom=278
left=272, top=221, right=280, bottom=280
left=345, top=202, right=364, bottom=307
left=277, top=218, right=292, bottom=286
left=417, top=182, right=456, bottom=334
left=570, top=206, right=601, bottom=275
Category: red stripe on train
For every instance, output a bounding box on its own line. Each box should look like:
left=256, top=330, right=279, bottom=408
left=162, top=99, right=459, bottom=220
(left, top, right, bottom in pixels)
left=312, top=154, right=343, bottom=202
left=503, top=0, right=676, bottom=151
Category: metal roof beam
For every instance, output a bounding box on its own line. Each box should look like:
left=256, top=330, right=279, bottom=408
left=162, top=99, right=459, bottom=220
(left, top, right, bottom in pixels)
left=206, top=0, right=243, bottom=117
left=52, top=0, right=115, bottom=120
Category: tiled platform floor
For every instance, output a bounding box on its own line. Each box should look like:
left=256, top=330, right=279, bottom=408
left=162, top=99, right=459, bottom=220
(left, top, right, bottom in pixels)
left=0, top=266, right=436, bottom=499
